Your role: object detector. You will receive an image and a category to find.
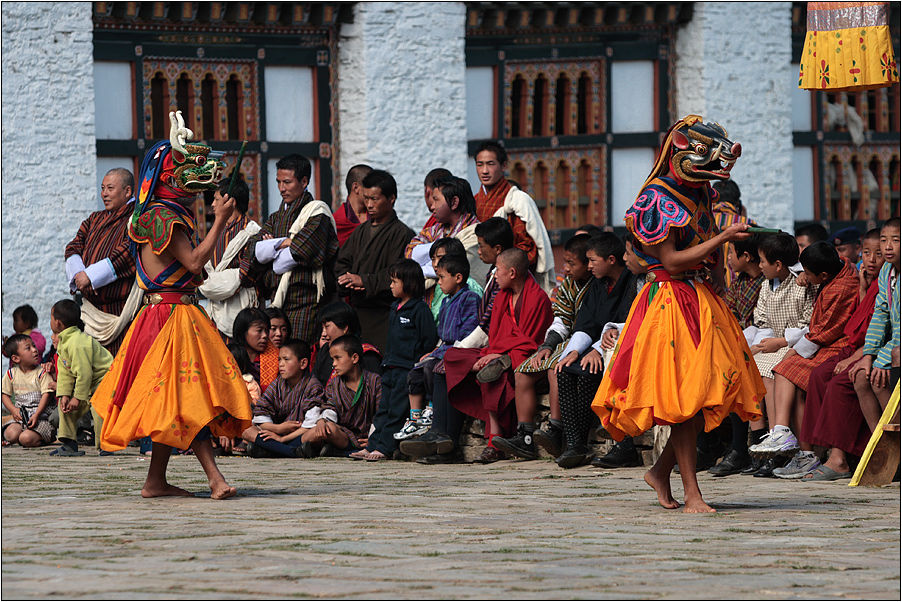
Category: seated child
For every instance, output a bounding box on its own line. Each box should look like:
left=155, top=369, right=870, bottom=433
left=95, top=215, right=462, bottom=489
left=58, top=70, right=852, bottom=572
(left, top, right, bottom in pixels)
left=403, top=248, right=552, bottom=464
left=496, top=233, right=593, bottom=460
left=233, top=308, right=279, bottom=392
left=798, top=227, right=885, bottom=480
left=455, top=217, right=515, bottom=349
left=394, top=252, right=481, bottom=441
left=264, top=306, right=292, bottom=348
left=48, top=300, right=114, bottom=456
left=705, top=234, right=767, bottom=476
left=300, top=335, right=381, bottom=458
left=12, top=304, right=46, bottom=359
left=243, top=339, right=324, bottom=458
left=423, top=237, right=484, bottom=324
left=352, top=259, right=437, bottom=461
left=744, top=232, right=816, bottom=476
left=551, top=233, right=639, bottom=468
left=751, top=241, right=861, bottom=478
left=848, top=218, right=900, bottom=435
left=312, top=302, right=382, bottom=385
left=2, top=334, right=55, bottom=447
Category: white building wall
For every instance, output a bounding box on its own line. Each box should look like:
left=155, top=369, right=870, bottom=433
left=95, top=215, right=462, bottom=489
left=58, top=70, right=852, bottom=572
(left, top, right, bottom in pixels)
left=337, top=1, right=469, bottom=229
left=1, top=2, right=97, bottom=340
left=675, top=2, right=795, bottom=232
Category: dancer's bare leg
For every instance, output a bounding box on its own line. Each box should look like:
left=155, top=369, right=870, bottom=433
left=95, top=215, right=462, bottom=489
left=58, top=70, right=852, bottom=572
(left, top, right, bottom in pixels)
left=645, top=430, right=679, bottom=509
left=191, top=437, right=236, bottom=499
left=142, top=442, right=193, bottom=498
left=675, top=414, right=715, bottom=513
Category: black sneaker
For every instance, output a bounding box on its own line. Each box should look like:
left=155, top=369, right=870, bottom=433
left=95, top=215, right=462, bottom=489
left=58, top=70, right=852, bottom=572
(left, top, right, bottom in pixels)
left=708, top=449, right=751, bottom=476
left=319, top=443, right=345, bottom=458
left=591, top=442, right=641, bottom=468
left=295, top=440, right=317, bottom=459
left=416, top=448, right=465, bottom=464
left=753, top=455, right=788, bottom=478
left=492, top=426, right=538, bottom=460
left=556, top=445, right=593, bottom=469
left=534, top=424, right=564, bottom=458
left=740, top=455, right=764, bottom=475
left=399, top=431, right=453, bottom=458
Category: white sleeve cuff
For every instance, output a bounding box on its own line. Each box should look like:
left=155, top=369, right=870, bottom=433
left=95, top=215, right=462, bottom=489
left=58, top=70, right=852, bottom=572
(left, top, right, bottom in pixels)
left=410, top=242, right=435, bottom=277
left=752, top=328, right=775, bottom=346
left=66, top=255, right=87, bottom=292
left=254, top=238, right=284, bottom=263
left=591, top=339, right=607, bottom=355
left=784, top=326, right=808, bottom=348
left=322, top=409, right=339, bottom=424
left=793, top=336, right=820, bottom=359
left=252, top=415, right=273, bottom=425
left=84, top=259, right=117, bottom=289
left=601, top=322, right=622, bottom=337
left=302, top=407, right=323, bottom=429
left=561, top=331, right=593, bottom=359
left=455, top=326, right=488, bottom=349
left=273, top=247, right=300, bottom=275
left=547, top=316, right=569, bottom=340
left=743, top=326, right=759, bottom=347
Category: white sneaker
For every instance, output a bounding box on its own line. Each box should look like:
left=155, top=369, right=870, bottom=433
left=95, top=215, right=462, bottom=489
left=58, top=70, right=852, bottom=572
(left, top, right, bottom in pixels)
left=749, top=429, right=800, bottom=459
left=773, top=451, right=821, bottom=479
left=419, top=406, right=433, bottom=426
left=393, top=419, right=429, bottom=441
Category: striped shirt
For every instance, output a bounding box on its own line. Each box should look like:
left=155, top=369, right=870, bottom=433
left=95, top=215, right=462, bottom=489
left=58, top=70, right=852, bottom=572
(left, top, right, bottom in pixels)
left=862, top=263, right=900, bottom=368
left=724, top=271, right=766, bottom=329
left=253, top=373, right=324, bottom=424
left=212, top=214, right=251, bottom=269
left=322, top=370, right=381, bottom=442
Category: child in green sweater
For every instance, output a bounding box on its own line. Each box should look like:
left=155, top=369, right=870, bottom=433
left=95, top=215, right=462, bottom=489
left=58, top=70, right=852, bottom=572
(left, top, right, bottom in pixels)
left=50, top=300, right=113, bottom=456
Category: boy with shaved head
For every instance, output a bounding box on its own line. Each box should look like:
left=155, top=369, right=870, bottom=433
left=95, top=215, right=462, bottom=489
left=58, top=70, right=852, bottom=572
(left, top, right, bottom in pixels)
left=403, top=248, right=552, bottom=463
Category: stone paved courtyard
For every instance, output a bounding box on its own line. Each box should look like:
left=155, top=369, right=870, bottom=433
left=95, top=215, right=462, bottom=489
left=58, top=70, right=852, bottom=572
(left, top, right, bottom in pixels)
left=1, top=446, right=899, bottom=600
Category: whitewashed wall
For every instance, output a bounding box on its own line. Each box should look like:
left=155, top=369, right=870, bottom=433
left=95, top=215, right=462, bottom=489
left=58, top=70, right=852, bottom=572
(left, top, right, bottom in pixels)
left=1, top=2, right=97, bottom=342
left=675, top=2, right=795, bottom=233
left=337, top=2, right=469, bottom=229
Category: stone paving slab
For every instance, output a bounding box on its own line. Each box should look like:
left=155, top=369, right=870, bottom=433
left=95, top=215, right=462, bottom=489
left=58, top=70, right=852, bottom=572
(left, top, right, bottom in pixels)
left=1, top=446, right=899, bottom=599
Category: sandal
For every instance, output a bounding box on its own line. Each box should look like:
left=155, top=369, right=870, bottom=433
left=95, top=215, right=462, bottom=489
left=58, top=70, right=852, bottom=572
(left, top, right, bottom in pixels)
left=366, top=450, right=387, bottom=462
left=802, top=465, right=852, bottom=481
left=349, top=449, right=372, bottom=460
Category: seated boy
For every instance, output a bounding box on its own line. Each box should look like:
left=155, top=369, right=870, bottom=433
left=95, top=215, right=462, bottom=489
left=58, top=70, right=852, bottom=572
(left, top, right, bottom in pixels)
left=495, top=233, right=593, bottom=460
left=848, top=218, right=900, bottom=436
left=2, top=335, right=55, bottom=448
left=301, top=334, right=382, bottom=457
left=455, top=217, right=515, bottom=349
left=50, top=300, right=114, bottom=456
left=423, top=237, right=484, bottom=324
left=751, top=242, right=861, bottom=477
left=797, top=227, right=885, bottom=480
left=395, top=253, right=481, bottom=440
left=403, top=248, right=552, bottom=464
left=550, top=233, right=639, bottom=468
left=243, top=339, right=324, bottom=458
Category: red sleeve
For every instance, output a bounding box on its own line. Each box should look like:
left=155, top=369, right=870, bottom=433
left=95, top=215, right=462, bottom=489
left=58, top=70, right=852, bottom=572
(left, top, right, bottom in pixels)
left=807, top=265, right=859, bottom=346
left=511, top=216, right=538, bottom=266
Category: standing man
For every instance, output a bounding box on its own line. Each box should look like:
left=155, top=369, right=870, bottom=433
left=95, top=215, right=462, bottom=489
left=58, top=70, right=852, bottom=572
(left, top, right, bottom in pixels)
left=336, top=169, right=415, bottom=353
left=473, top=141, right=555, bottom=292
left=65, top=168, right=139, bottom=356
left=333, top=164, right=373, bottom=247
left=197, top=176, right=261, bottom=340
left=241, top=154, right=339, bottom=344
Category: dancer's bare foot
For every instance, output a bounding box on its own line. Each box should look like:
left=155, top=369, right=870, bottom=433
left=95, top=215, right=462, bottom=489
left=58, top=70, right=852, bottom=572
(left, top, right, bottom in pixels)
left=141, top=483, right=194, bottom=498
left=644, top=469, right=679, bottom=509
left=210, top=478, right=237, bottom=500
left=683, top=495, right=716, bottom=513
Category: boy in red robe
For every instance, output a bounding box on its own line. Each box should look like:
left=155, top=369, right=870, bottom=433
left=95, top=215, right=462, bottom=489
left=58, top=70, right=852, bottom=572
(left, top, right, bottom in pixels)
left=402, top=248, right=552, bottom=464
left=332, top=164, right=372, bottom=246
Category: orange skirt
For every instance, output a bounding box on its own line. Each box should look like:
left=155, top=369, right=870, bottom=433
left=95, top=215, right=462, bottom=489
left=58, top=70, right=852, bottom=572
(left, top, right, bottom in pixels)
left=591, top=279, right=764, bottom=440
left=91, top=300, right=253, bottom=451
